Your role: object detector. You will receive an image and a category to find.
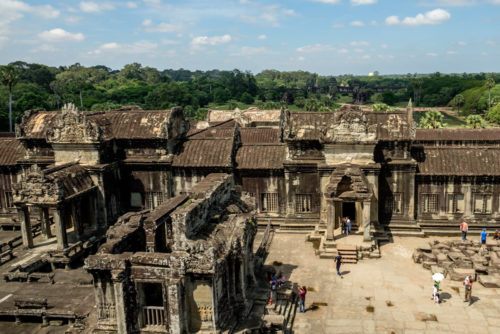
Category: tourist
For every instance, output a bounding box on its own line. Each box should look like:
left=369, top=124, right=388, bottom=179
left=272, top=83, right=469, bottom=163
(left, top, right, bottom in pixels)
left=460, top=221, right=469, bottom=241
left=278, top=275, right=286, bottom=288
left=346, top=217, right=351, bottom=236
left=341, top=217, right=346, bottom=235
left=463, top=275, right=473, bottom=304
left=298, top=286, right=307, bottom=313
left=433, top=281, right=441, bottom=304
left=481, top=228, right=488, bottom=250
left=335, top=254, right=343, bottom=278
left=494, top=230, right=500, bottom=240
left=268, top=275, right=277, bottom=305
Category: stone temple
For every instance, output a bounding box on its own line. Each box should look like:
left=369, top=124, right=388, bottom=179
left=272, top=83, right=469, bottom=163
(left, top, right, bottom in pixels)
left=0, top=102, right=499, bottom=333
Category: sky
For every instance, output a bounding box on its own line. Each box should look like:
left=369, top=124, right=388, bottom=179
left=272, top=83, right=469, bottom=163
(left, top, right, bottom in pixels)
left=0, top=0, right=499, bottom=75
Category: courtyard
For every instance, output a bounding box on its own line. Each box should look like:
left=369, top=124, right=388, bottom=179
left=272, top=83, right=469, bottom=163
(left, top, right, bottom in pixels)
left=265, top=233, right=500, bottom=334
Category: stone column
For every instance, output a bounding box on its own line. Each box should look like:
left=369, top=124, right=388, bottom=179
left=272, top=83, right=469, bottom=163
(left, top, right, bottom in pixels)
left=363, top=201, right=371, bottom=242
left=71, top=202, right=82, bottom=241
left=54, top=205, right=68, bottom=250
left=112, top=271, right=129, bottom=334
left=40, top=207, right=53, bottom=239
left=407, top=167, right=416, bottom=220
left=355, top=202, right=363, bottom=233
left=18, top=205, right=34, bottom=248
left=89, top=195, right=98, bottom=231
left=326, top=199, right=335, bottom=240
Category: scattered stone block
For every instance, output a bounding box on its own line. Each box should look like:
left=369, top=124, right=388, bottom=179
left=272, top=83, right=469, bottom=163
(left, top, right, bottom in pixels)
left=412, top=251, right=423, bottom=263
left=449, top=268, right=474, bottom=281
left=417, top=244, right=432, bottom=253
left=422, top=261, right=436, bottom=270
left=422, top=252, right=436, bottom=262
left=478, top=275, right=500, bottom=288
left=430, top=265, right=447, bottom=277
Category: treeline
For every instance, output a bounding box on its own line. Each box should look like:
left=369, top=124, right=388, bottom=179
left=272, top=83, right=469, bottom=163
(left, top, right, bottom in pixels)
left=0, top=61, right=499, bottom=131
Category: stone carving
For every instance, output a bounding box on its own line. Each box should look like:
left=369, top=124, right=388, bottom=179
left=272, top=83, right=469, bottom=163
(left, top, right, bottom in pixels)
left=12, top=165, right=64, bottom=204
left=47, top=103, right=103, bottom=144
left=198, top=305, right=213, bottom=321
left=327, top=106, right=377, bottom=143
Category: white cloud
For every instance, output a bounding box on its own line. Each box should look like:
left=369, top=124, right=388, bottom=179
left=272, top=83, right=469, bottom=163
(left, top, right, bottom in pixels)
left=36, top=5, right=60, bottom=19
left=419, top=0, right=476, bottom=6
left=230, top=46, right=274, bottom=56
left=350, top=41, right=370, bottom=46
left=458, top=41, right=467, bottom=46
left=385, top=8, right=451, bottom=26
left=241, top=4, right=296, bottom=27
left=142, top=19, right=152, bottom=26
left=190, top=34, right=232, bottom=51
left=353, top=48, right=365, bottom=53
left=38, top=28, right=85, bottom=42
left=31, top=44, right=57, bottom=52
left=447, top=50, right=457, bottom=54
left=296, top=44, right=335, bottom=53
left=89, top=40, right=158, bottom=55
left=361, top=54, right=371, bottom=59
left=65, top=16, right=82, bottom=24
left=486, top=40, right=497, bottom=46
left=351, top=0, right=378, bottom=5
left=380, top=43, right=388, bottom=49
left=487, top=0, right=500, bottom=4
left=371, top=20, right=378, bottom=25
left=338, top=48, right=349, bottom=54
left=79, top=1, right=114, bottom=13
left=258, top=34, right=267, bottom=40
left=350, top=20, right=365, bottom=27
left=145, top=22, right=183, bottom=33
left=298, top=56, right=305, bottom=61
left=311, top=0, right=341, bottom=4
left=143, top=0, right=161, bottom=5
left=332, top=23, right=344, bottom=29
left=126, top=2, right=138, bottom=8
left=426, top=52, right=438, bottom=56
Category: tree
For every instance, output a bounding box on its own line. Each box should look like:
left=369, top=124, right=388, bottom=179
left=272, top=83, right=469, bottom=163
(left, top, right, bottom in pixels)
left=240, top=92, right=254, bottom=104
left=485, top=78, right=496, bottom=109
left=466, top=115, right=485, bottom=128
left=411, top=78, right=423, bottom=106
left=486, top=103, right=500, bottom=124
left=418, top=110, right=445, bottom=129
left=451, top=94, right=465, bottom=115
left=0, top=65, right=19, bottom=132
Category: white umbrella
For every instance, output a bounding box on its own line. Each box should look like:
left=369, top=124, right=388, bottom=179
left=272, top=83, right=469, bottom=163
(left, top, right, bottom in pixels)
left=432, top=272, right=444, bottom=282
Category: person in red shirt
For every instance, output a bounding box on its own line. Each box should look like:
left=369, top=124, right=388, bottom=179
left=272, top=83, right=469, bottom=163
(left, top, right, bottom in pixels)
left=460, top=221, right=469, bottom=241
left=298, top=286, right=307, bottom=313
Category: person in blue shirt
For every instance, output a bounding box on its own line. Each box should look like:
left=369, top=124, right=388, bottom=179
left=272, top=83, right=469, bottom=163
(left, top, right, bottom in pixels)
left=480, top=228, right=488, bottom=250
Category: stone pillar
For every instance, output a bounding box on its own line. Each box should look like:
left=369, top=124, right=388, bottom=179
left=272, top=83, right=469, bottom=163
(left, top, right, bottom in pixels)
left=40, top=207, right=53, bottom=239
left=71, top=202, right=82, bottom=241
left=355, top=201, right=363, bottom=233
left=89, top=195, right=97, bottom=231
left=326, top=199, right=335, bottom=240
left=18, top=205, right=34, bottom=248
left=112, top=271, right=129, bottom=334
left=407, top=167, right=416, bottom=220
left=54, top=205, right=68, bottom=250
left=363, top=201, right=371, bottom=242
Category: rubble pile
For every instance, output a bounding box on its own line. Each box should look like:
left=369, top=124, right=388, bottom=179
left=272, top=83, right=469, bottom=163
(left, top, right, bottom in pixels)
left=413, top=239, right=500, bottom=288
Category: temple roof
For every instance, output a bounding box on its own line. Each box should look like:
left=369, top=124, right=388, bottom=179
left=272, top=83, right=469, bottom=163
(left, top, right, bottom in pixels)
left=172, top=139, right=234, bottom=168
left=240, top=128, right=281, bottom=144
left=236, top=145, right=285, bottom=170
left=417, top=147, right=500, bottom=176
left=0, top=138, right=25, bottom=166
left=416, top=128, right=500, bottom=141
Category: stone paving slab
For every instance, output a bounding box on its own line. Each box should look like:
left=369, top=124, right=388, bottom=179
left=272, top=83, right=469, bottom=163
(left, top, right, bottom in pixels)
left=264, top=234, right=500, bottom=334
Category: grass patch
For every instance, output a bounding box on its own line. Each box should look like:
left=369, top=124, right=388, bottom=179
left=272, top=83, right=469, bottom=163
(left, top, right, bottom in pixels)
left=414, top=111, right=466, bottom=128
left=271, top=261, right=282, bottom=266
left=366, top=306, right=375, bottom=313
left=386, top=301, right=394, bottom=307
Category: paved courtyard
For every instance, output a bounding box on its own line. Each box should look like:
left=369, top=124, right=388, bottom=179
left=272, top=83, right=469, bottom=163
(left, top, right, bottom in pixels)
left=265, top=233, right=500, bottom=334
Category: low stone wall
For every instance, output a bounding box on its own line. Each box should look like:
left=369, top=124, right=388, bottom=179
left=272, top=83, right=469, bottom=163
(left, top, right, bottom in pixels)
left=413, top=239, right=500, bottom=288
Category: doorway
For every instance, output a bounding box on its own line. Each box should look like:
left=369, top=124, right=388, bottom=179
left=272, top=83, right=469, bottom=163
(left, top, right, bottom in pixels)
left=342, top=202, right=356, bottom=223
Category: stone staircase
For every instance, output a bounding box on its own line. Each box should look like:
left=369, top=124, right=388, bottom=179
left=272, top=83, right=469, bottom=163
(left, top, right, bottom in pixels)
left=262, top=288, right=298, bottom=333
left=336, top=245, right=358, bottom=264
left=386, top=220, right=425, bottom=237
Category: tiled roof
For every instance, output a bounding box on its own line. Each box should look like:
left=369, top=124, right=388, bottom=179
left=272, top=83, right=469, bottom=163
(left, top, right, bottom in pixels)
left=236, top=145, right=285, bottom=169
left=172, top=139, right=233, bottom=168
left=0, top=138, right=25, bottom=166
left=416, top=128, right=500, bottom=141
left=240, top=128, right=281, bottom=144
left=44, top=164, right=96, bottom=199
left=417, top=147, right=500, bottom=175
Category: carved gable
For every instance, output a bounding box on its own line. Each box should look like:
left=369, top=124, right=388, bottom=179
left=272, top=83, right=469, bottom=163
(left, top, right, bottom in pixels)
left=47, top=103, right=103, bottom=144
left=327, top=106, right=377, bottom=143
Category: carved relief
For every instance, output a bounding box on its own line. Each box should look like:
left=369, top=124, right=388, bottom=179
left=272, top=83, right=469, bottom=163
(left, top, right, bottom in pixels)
left=198, top=305, right=213, bottom=322
left=12, top=165, right=64, bottom=204
left=328, top=107, right=377, bottom=143
left=47, top=103, right=103, bottom=144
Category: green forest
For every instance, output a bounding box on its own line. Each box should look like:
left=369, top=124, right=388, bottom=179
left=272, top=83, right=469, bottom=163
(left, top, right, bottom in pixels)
left=1, top=61, right=500, bottom=131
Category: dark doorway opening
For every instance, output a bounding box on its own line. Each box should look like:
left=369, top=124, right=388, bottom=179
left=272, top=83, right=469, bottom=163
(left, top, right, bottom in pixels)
left=342, top=202, right=356, bottom=223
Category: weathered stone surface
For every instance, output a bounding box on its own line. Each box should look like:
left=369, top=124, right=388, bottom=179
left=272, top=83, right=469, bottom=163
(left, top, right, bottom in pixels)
left=449, top=268, right=475, bottom=281
left=479, top=275, right=500, bottom=288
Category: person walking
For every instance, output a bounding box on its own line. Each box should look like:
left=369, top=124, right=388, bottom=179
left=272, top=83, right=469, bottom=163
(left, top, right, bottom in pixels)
left=463, top=275, right=473, bottom=304
left=433, top=281, right=441, bottom=304
left=346, top=217, right=351, bottom=236
left=494, top=229, right=500, bottom=240
left=481, top=228, right=488, bottom=250
left=341, top=217, right=346, bottom=235
left=298, top=286, right=307, bottom=313
left=335, top=254, right=343, bottom=278
left=460, top=221, right=468, bottom=241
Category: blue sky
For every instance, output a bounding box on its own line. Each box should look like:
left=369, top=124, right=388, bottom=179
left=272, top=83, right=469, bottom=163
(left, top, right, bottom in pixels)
left=0, top=0, right=499, bottom=75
